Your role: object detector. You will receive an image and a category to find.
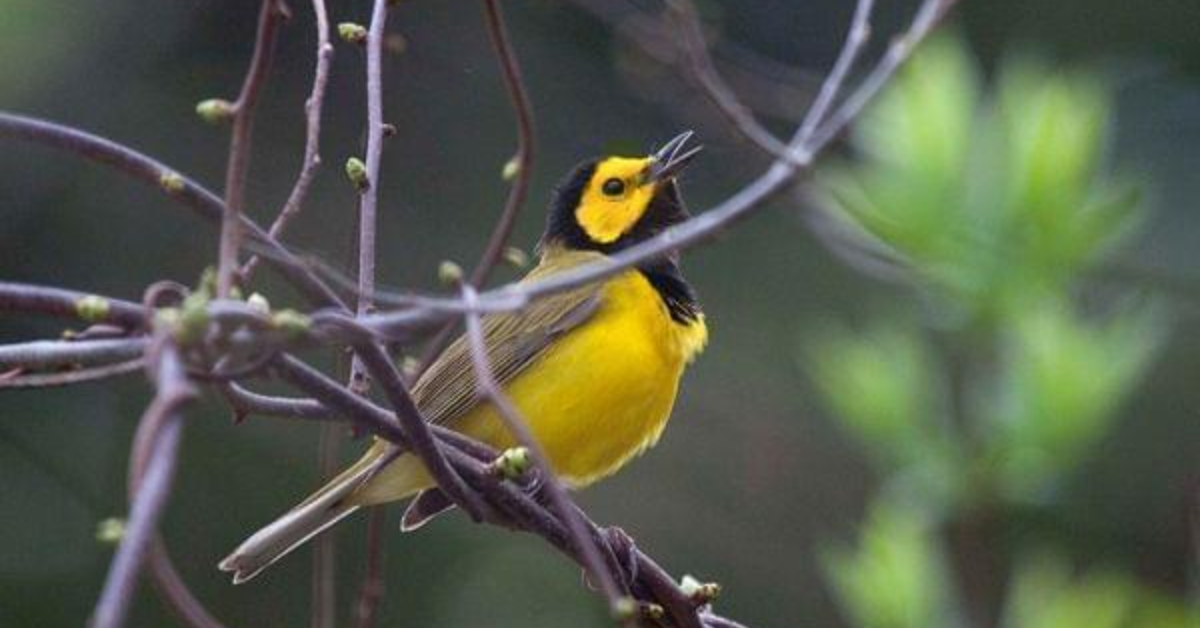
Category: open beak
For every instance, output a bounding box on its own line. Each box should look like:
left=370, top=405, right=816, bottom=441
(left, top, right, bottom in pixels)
left=646, top=131, right=703, bottom=184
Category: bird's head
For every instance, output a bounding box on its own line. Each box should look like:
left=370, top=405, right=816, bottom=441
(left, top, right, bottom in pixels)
left=541, top=131, right=702, bottom=253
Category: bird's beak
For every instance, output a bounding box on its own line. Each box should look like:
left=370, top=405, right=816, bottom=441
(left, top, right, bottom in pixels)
left=646, top=131, right=703, bottom=184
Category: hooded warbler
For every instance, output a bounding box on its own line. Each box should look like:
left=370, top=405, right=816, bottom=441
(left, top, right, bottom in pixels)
left=220, top=132, right=708, bottom=583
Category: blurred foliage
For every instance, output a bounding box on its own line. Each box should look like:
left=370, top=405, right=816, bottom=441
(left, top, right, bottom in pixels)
left=823, top=502, right=954, bottom=628
left=820, top=36, right=1141, bottom=323
left=809, top=35, right=1187, bottom=628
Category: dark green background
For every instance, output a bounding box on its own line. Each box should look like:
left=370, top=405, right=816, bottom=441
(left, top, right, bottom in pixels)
left=1, top=1, right=1196, bottom=626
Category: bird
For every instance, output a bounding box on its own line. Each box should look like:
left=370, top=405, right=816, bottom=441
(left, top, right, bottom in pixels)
left=219, top=132, right=708, bottom=583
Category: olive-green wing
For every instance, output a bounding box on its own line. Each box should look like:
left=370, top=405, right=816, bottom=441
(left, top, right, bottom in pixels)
left=411, top=283, right=602, bottom=427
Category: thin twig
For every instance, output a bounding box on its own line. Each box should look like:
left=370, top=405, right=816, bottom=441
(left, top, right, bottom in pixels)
left=217, top=0, right=287, bottom=297
left=243, top=0, right=334, bottom=281
left=666, top=0, right=792, bottom=160
left=794, top=0, right=876, bottom=143
left=145, top=539, right=229, bottom=628
left=470, top=0, right=536, bottom=286
left=350, top=0, right=391, bottom=386
left=312, top=421, right=341, bottom=628
left=90, top=341, right=195, bottom=628
left=413, top=0, right=538, bottom=380
left=0, top=337, right=147, bottom=370
left=0, top=281, right=145, bottom=329
left=0, top=113, right=347, bottom=309
left=0, top=358, right=145, bottom=390
left=352, top=507, right=387, bottom=628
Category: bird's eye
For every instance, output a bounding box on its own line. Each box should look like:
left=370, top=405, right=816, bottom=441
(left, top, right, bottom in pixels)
left=601, top=177, right=625, bottom=197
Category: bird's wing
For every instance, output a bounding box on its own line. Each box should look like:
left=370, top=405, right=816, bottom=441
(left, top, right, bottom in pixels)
left=411, top=276, right=603, bottom=427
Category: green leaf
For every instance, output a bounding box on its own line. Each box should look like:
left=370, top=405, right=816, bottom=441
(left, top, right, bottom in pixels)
left=823, top=501, right=952, bottom=628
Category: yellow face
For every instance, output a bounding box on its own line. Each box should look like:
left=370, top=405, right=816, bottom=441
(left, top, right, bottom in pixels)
left=574, top=157, right=659, bottom=244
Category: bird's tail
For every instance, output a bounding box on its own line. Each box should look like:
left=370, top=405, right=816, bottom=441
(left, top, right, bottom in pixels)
left=218, top=450, right=382, bottom=584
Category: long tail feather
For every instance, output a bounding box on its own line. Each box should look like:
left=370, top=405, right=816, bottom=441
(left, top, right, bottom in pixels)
left=218, top=456, right=378, bottom=584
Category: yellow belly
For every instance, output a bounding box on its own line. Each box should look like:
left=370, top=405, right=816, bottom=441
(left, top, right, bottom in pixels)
left=350, top=271, right=707, bottom=505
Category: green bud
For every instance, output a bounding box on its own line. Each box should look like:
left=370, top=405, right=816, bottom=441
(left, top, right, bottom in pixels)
left=400, top=355, right=421, bottom=379
left=271, top=309, right=312, bottom=339
left=75, top=295, right=111, bottom=323
left=641, top=603, right=665, bottom=620
left=196, top=267, right=218, bottom=299
left=492, top=446, right=531, bottom=480
left=159, top=171, right=186, bottom=194
left=155, top=307, right=181, bottom=331
left=502, top=246, right=529, bottom=269
left=176, top=292, right=210, bottom=345
left=610, top=597, right=638, bottom=621
left=681, top=574, right=722, bottom=603
left=247, top=293, right=271, bottom=314
left=501, top=156, right=520, bottom=181
left=195, top=98, right=235, bottom=124
left=95, top=517, right=126, bottom=544
left=345, top=157, right=370, bottom=192
left=337, top=22, right=367, bottom=44
left=437, top=260, right=463, bottom=285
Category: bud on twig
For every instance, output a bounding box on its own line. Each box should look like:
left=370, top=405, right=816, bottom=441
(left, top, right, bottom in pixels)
left=74, top=295, right=111, bottom=323
left=246, top=293, right=271, bottom=314
left=176, top=292, right=210, bottom=345
left=158, top=171, right=186, bottom=195
left=400, top=355, right=421, bottom=379
left=490, top=447, right=531, bottom=480
left=95, top=518, right=126, bottom=545
left=502, top=246, right=529, bottom=269
left=680, top=574, right=721, bottom=604
left=337, top=22, right=367, bottom=44
left=345, top=157, right=370, bottom=192
left=195, top=98, right=235, bottom=125
left=611, top=597, right=638, bottom=621
left=437, top=260, right=463, bottom=285
left=501, top=156, right=520, bottom=181
left=271, top=309, right=312, bottom=339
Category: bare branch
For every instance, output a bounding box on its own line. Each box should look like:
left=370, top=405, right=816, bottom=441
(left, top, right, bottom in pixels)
left=794, top=0, right=875, bottom=143
left=470, top=0, right=537, bottom=286
left=666, top=0, right=792, bottom=160
left=146, top=540, right=229, bottom=628
left=0, top=281, right=145, bottom=329
left=217, top=0, right=288, bottom=297
left=413, top=0, right=539, bottom=383
left=243, top=0, right=334, bottom=281
left=0, top=359, right=145, bottom=390
left=0, top=113, right=348, bottom=309
left=0, top=338, right=147, bottom=370
left=352, top=508, right=387, bottom=628
left=90, top=341, right=195, bottom=628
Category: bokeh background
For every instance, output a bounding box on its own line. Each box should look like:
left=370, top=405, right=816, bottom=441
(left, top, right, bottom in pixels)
left=0, top=1, right=1196, bottom=627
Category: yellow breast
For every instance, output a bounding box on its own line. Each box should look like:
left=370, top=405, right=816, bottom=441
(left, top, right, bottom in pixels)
left=456, top=270, right=707, bottom=486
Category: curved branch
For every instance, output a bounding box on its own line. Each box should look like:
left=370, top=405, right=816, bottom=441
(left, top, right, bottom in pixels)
left=217, top=0, right=287, bottom=297
left=0, top=112, right=347, bottom=309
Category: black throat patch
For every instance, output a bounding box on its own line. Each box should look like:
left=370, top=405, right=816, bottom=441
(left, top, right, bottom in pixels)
left=638, top=259, right=702, bottom=325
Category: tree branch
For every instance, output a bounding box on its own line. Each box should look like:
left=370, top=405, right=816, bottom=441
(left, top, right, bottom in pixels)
left=243, top=0, right=333, bottom=281
left=217, top=0, right=287, bottom=297
left=90, top=340, right=195, bottom=628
